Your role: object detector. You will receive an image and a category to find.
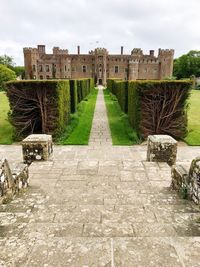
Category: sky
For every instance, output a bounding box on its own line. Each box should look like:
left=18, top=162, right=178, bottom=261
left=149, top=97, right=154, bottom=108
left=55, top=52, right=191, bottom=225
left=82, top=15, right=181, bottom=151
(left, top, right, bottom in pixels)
left=0, top=0, right=200, bottom=65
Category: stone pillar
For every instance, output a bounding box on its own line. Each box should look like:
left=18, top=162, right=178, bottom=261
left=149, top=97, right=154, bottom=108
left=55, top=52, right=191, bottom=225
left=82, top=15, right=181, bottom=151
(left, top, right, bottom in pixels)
left=147, top=135, right=177, bottom=166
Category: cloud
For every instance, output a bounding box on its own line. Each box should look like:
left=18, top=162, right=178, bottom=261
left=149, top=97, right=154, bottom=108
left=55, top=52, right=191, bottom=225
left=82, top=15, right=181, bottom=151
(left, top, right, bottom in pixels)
left=0, top=0, right=200, bottom=65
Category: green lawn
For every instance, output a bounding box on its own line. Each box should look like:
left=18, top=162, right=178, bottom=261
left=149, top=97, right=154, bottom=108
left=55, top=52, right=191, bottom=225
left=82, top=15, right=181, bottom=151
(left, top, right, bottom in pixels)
left=0, top=91, right=13, bottom=144
left=57, top=89, right=98, bottom=145
left=104, top=89, right=139, bottom=145
left=184, top=90, right=200, bottom=145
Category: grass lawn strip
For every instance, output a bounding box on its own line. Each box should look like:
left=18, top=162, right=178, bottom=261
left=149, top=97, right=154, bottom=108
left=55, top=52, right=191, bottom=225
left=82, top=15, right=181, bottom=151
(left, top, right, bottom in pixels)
left=184, top=90, right=200, bottom=145
left=0, top=91, right=13, bottom=144
left=57, top=89, right=98, bottom=145
left=104, top=89, right=139, bottom=145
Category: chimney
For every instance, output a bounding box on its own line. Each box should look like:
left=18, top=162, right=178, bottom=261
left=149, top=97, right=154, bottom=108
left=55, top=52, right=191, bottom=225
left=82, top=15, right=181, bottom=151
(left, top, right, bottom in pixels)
left=121, top=46, right=124, bottom=55
left=150, top=50, right=154, bottom=56
left=77, top=45, right=80, bottom=55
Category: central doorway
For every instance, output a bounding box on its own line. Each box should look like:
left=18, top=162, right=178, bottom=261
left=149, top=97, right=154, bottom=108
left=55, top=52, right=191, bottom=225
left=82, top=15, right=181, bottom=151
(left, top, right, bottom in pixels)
left=98, top=79, right=102, bottom=85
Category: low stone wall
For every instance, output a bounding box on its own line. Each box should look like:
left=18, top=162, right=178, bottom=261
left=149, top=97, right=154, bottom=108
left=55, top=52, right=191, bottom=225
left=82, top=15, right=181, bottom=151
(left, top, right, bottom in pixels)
left=0, top=158, right=29, bottom=201
left=171, top=157, right=200, bottom=204
left=147, top=135, right=177, bottom=166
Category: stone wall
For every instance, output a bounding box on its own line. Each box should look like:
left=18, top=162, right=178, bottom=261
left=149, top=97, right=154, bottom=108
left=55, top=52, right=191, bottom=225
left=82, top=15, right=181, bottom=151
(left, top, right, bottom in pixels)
left=172, top=157, right=200, bottom=204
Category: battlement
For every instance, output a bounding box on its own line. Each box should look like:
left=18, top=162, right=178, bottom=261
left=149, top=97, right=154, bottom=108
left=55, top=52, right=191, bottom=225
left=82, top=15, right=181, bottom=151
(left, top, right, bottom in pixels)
left=23, top=48, right=39, bottom=54
left=53, top=47, right=68, bottom=55
left=158, top=48, right=174, bottom=56
left=131, top=48, right=143, bottom=56
left=95, top=48, right=108, bottom=55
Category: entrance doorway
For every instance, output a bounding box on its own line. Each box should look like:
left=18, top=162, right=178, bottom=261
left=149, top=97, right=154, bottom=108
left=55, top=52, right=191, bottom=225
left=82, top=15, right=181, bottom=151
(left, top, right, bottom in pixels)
left=98, top=79, right=102, bottom=85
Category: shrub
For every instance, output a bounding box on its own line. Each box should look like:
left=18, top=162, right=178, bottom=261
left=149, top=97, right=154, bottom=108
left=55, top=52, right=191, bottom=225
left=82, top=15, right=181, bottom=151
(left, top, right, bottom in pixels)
left=0, top=64, right=16, bottom=91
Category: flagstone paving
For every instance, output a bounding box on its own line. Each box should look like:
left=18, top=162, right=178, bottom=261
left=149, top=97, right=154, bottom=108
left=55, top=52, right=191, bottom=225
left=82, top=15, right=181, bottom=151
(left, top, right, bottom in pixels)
left=0, top=87, right=200, bottom=266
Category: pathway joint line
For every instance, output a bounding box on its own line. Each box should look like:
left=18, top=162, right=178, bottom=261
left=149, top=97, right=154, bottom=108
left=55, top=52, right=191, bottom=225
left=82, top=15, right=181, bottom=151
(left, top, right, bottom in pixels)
left=111, top=238, right=115, bottom=267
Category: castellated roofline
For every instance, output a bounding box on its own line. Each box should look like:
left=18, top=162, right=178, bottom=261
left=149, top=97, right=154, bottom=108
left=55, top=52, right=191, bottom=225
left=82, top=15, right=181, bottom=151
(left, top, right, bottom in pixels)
left=53, top=47, right=68, bottom=55
left=23, top=48, right=39, bottom=53
left=158, top=48, right=175, bottom=56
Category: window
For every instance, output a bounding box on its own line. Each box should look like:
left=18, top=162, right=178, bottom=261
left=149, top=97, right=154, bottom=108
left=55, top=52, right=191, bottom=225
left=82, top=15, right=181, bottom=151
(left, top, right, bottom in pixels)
left=72, top=67, right=76, bottom=72
left=82, top=65, right=87, bottom=73
left=39, top=65, right=43, bottom=72
left=46, top=65, right=49, bottom=72
left=65, top=65, right=67, bottom=71
left=46, top=75, right=50, bottom=79
left=125, top=68, right=128, bottom=73
left=114, top=66, right=119, bottom=73
left=39, top=75, right=43, bottom=80
left=33, top=65, right=36, bottom=72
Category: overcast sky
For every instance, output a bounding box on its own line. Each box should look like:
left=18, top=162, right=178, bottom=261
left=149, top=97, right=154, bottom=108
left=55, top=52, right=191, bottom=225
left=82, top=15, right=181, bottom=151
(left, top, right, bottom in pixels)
left=0, top=0, right=200, bottom=65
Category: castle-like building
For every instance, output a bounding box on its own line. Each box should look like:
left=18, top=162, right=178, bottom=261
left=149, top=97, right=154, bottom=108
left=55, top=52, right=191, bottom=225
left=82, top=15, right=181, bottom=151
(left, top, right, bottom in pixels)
left=24, top=45, right=174, bottom=85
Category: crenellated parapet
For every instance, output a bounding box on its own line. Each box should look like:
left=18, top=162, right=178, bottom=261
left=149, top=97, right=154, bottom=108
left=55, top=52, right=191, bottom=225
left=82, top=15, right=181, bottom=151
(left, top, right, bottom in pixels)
left=158, top=48, right=174, bottom=57
left=53, top=47, right=68, bottom=55
left=131, top=48, right=143, bottom=56
left=95, top=48, right=108, bottom=55
left=23, top=47, right=39, bottom=54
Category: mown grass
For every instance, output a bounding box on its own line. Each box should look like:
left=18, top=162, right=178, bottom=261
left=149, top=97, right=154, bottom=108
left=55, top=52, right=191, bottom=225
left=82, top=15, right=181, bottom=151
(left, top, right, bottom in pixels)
left=0, top=91, right=13, bottom=144
left=104, top=89, right=140, bottom=145
left=57, top=89, right=98, bottom=145
left=184, top=90, right=200, bottom=145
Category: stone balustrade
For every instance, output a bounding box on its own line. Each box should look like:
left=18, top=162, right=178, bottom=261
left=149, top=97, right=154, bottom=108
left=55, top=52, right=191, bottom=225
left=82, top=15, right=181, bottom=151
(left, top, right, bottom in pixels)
left=147, top=135, right=177, bottom=166
left=22, top=134, right=53, bottom=164
left=0, top=158, right=29, bottom=199
left=171, top=157, right=200, bottom=204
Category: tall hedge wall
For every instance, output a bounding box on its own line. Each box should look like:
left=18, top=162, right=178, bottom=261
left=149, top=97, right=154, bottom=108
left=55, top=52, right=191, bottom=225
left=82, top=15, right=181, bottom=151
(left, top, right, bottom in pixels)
left=6, top=80, right=70, bottom=138
left=114, top=81, right=128, bottom=113
left=107, top=79, right=192, bottom=139
left=107, top=78, right=122, bottom=94
left=6, top=78, right=94, bottom=139
left=69, top=79, right=78, bottom=113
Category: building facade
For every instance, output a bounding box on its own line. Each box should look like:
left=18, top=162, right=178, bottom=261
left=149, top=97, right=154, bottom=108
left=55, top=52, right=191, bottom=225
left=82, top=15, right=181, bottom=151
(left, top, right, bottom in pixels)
left=24, top=45, right=174, bottom=85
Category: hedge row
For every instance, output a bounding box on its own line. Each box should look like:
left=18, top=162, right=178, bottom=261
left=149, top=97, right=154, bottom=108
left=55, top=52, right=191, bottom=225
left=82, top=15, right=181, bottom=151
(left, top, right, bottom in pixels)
left=6, top=78, right=94, bottom=139
left=107, top=79, right=192, bottom=139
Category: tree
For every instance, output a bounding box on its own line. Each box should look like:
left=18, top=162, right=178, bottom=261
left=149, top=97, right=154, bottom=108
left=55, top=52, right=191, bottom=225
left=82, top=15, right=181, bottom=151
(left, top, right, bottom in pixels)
left=0, top=54, right=25, bottom=79
left=13, top=66, right=25, bottom=79
left=0, top=55, right=15, bottom=68
left=173, top=50, right=200, bottom=79
left=0, top=64, right=16, bottom=91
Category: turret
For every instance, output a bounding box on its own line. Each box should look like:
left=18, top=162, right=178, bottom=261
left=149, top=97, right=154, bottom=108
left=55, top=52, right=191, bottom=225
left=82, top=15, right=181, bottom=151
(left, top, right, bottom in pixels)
left=158, top=49, right=174, bottom=79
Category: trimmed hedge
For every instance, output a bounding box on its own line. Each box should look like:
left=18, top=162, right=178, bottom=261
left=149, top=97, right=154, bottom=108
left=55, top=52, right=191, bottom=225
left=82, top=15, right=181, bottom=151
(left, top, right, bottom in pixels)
left=6, top=78, right=94, bottom=140
left=107, top=79, right=192, bottom=139
left=6, top=80, right=71, bottom=139
left=114, top=81, right=128, bottom=113
left=69, top=79, right=78, bottom=113
left=107, top=78, right=122, bottom=94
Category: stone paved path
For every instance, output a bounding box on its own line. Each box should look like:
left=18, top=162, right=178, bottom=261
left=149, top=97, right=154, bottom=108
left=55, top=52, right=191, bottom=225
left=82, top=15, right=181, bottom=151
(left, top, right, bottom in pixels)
left=89, top=86, right=112, bottom=146
left=0, top=88, right=200, bottom=266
